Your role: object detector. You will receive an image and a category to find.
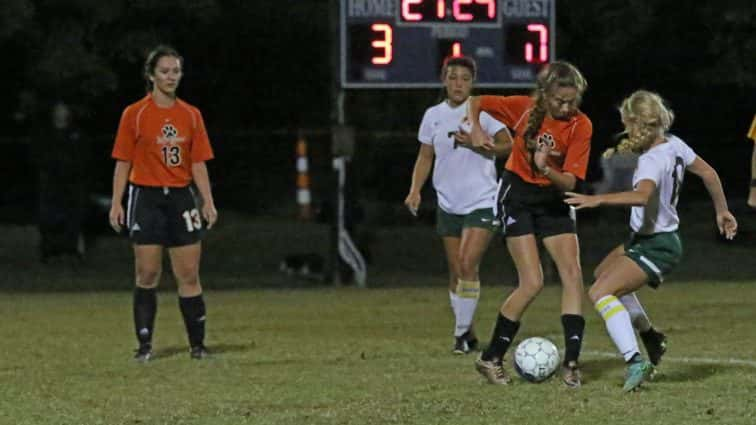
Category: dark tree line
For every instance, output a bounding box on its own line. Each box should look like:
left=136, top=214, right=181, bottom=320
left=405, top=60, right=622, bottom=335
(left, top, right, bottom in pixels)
left=0, top=0, right=753, bottom=216
left=1, top=0, right=753, bottom=132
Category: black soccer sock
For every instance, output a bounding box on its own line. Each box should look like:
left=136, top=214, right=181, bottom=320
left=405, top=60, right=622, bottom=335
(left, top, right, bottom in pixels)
left=481, top=313, right=520, bottom=361
left=561, top=314, right=585, bottom=365
left=133, top=287, right=157, bottom=346
left=179, top=294, right=206, bottom=348
left=751, top=179, right=756, bottom=187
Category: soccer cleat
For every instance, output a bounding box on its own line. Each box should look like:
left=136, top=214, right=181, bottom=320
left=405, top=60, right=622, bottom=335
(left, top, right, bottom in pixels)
left=190, top=344, right=209, bottom=359
left=561, top=361, right=582, bottom=388
left=452, top=330, right=479, bottom=354
left=475, top=355, right=511, bottom=385
left=463, top=330, right=479, bottom=352
left=453, top=337, right=470, bottom=355
left=640, top=328, right=667, bottom=366
left=134, top=344, right=152, bottom=363
left=623, top=357, right=654, bottom=392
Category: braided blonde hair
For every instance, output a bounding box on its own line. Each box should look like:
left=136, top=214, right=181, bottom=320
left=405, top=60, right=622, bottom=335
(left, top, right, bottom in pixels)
left=616, top=90, right=674, bottom=154
left=523, top=61, right=587, bottom=151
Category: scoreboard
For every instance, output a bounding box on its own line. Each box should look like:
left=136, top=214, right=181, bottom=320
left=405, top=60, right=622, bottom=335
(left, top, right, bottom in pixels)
left=340, top=0, right=555, bottom=88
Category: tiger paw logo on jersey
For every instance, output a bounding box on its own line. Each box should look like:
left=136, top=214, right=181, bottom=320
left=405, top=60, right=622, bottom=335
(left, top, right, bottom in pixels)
left=537, top=133, right=555, bottom=149
left=157, top=123, right=186, bottom=145
left=162, top=124, right=178, bottom=138
left=537, top=132, right=563, bottom=158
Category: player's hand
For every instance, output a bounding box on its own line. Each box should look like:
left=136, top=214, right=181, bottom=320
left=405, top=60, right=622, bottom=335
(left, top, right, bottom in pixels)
left=533, top=139, right=552, bottom=171
left=469, top=124, right=492, bottom=149
left=716, top=211, right=737, bottom=240
left=404, top=192, right=420, bottom=216
left=564, top=191, right=601, bottom=210
left=453, top=128, right=472, bottom=147
left=109, top=203, right=124, bottom=233
left=202, top=202, right=218, bottom=229
left=457, top=128, right=494, bottom=151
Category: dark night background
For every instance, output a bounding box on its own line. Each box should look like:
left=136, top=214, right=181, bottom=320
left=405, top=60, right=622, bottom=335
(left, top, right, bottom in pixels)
left=0, top=0, right=754, bottom=251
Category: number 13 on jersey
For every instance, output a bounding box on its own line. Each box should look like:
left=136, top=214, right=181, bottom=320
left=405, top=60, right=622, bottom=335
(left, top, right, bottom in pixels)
left=161, top=145, right=182, bottom=167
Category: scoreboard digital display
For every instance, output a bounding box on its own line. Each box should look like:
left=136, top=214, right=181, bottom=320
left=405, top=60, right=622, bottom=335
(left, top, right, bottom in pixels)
left=341, top=0, right=555, bottom=88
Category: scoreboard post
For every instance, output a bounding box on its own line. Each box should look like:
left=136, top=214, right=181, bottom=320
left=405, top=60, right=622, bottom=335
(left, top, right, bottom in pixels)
left=340, top=0, right=556, bottom=88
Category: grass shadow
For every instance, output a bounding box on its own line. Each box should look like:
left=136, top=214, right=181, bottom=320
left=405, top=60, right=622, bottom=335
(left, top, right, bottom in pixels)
left=653, top=363, right=722, bottom=383
left=151, top=342, right=256, bottom=360
left=211, top=341, right=258, bottom=354
left=582, top=358, right=624, bottom=382
left=152, top=346, right=189, bottom=360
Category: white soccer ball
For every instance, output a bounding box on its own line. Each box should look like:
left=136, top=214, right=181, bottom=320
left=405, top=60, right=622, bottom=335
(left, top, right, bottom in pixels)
left=513, top=337, right=561, bottom=382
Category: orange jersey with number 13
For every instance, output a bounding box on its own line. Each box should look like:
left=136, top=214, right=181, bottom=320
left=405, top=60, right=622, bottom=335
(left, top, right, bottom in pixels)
left=112, top=94, right=214, bottom=187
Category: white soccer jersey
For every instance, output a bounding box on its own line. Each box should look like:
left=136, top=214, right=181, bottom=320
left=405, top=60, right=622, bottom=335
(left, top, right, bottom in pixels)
left=630, top=134, right=697, bottom=234
left=417, top=99, right=507, bottom=214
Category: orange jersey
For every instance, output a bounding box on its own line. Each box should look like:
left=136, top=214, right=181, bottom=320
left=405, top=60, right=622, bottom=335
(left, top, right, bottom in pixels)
left=112, top=94, right=214, bottom=187
left=748, top=114, right=756, bottom=142
left=480, top=95, right=592, bottom=186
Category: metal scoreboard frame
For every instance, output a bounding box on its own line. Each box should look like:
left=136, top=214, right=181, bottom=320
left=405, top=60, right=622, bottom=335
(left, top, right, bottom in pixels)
left=340, top=0, right=556, bottom=89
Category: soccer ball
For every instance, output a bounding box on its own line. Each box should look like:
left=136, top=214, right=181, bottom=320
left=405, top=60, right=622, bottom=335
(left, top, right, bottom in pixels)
left=513, top=337, right=561, bottom=382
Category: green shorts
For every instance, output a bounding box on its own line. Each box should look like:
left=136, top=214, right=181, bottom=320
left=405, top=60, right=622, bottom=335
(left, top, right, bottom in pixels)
left=436, top=207, right=500, bottom=237
left=623, top=231, right=682, bottom=288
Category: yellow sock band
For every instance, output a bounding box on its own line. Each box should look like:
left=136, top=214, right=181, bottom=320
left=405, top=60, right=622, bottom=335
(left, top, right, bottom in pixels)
left=456, top=279, right=480, bottom=299
left=595, top=295, right=625, bottom=321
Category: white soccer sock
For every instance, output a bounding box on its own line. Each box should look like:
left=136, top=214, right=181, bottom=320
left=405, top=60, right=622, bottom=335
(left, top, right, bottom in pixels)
left=455, top=279, right=480, bottom=337
left=595, top=295, right=640, bottom=362
left=620, top=293, right=652, bottom=332
left=449, top=290, right=460, bottom=335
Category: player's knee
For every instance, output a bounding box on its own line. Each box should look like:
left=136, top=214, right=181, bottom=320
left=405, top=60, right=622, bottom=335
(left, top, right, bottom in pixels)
left=174, top=269, right=200, bottom=288
left=136, top=267, right=161, bottom=287
left=518, top=277, right=544, bottom=299
left=559, top=263, right=583, bottom=287
left=457, top=254, right=479, bottom=279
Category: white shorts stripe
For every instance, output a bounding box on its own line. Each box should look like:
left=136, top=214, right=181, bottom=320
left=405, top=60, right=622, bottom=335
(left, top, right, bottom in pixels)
left=126, top=185, right=140, bottom=231
left=638, top=254, right=664, bottom=282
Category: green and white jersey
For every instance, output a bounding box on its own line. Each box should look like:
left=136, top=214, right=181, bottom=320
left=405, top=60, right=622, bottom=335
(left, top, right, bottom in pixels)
left=630, top=134, right=697, bottom=234
left=418, top=99, right=506, bottom=214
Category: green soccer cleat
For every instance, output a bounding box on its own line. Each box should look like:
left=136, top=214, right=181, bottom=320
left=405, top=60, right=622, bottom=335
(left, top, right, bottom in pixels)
left=623, top=357, right=654, bottom=392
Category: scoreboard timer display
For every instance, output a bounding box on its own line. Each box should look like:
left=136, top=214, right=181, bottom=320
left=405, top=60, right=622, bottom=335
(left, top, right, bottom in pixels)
left=340, top=0, right=555, bottom=88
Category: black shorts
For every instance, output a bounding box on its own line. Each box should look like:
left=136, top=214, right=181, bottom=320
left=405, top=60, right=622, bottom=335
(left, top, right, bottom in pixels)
left=498, top=171, right=576, bottom=238
left=126, top=184, right=204, bottom=247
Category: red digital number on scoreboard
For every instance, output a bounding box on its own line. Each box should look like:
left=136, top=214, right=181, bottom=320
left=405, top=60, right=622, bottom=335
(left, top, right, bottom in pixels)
left=400, top=0, right=496, bottom=23
left=366, top=23, right=549, bottom=66
left=342, top=0, right=555, bottom=87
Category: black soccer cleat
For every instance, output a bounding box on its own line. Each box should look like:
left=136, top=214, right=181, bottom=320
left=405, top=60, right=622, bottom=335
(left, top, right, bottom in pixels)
left=452, top=330, right=479, bottom=355
left=453, top=337, right=470, bottom=355
left=640, top=328, right=667, bottom=366
left=134, top=344, right=153, bottom=363
left=190, top=344, right=209, bottom=360
left=462, top=330, right=479, bottom=352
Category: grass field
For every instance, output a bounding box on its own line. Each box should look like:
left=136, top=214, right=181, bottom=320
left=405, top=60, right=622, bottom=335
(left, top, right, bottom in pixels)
left=1, top=283, right=756, bottom=425
left=1, top=201, right=754, bottom=424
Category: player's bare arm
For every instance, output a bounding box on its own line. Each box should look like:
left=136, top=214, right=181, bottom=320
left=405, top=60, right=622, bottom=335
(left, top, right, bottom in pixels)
left=192, top=161, right=218, bottom=229
left=405, top=144, right=434, bottom=215
left=533, top=141, right=577, bottom=192
left=109, top=160, right=132, bottom=232
left=564, top=179, right=656, bottom=210
left=466, top=96, right=493, bottom=149
left=686, top=156, right=737, bottom=239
